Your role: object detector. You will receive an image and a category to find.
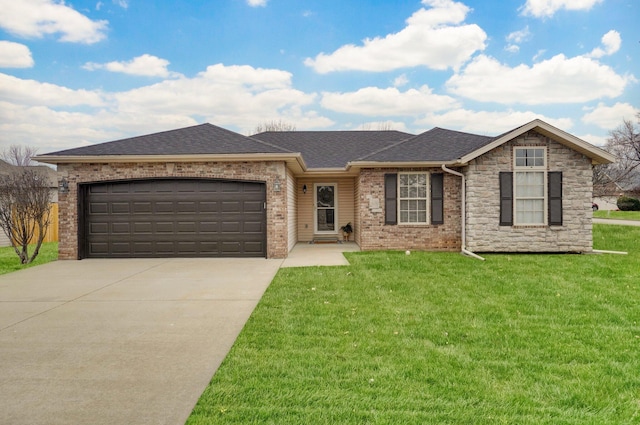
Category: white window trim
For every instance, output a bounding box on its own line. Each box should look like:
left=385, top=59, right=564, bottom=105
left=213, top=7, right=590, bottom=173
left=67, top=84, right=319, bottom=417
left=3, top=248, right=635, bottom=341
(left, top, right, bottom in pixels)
left=397, top=172, right=429, bottom=225
left=314, top=183, right=338, bottom=234
left=513, top=147, right=547, bottom=226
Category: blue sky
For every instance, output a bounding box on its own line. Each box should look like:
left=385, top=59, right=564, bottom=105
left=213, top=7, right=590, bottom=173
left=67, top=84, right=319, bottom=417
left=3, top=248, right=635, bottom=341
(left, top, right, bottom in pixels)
left=0, top=0, right=638, bottom=155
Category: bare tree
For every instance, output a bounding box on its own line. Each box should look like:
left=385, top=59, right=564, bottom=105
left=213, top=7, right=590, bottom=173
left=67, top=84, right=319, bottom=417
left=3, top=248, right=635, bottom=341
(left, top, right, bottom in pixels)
left=252, top=120, right=296, bottom=134
left=359, top=121, right=395, bottom=131
left=2, top=144, right=39, bottom=166
left=594, top=114, right=640, bottom=190
left=0, top=168, right=52, bottom=264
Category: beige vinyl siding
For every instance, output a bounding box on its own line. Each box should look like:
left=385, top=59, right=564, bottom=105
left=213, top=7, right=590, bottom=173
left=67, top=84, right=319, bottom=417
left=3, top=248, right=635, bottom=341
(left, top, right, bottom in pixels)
left=286, top=168, right=297, bottom=252
left=297, top=178, right=355, bottom=242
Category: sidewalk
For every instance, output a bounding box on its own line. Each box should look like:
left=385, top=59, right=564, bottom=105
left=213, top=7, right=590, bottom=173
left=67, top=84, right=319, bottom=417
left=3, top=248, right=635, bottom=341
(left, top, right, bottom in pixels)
left=593, top=218, right=640, bottom=226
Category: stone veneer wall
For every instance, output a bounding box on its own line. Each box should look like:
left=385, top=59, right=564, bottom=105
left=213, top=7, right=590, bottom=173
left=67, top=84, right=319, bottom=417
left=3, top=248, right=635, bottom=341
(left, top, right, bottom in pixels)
left=56, top=161, right=289, bottom=260
left=465, top=131, right=593, bottom=252
left=357, top=168, right=462, bottom=252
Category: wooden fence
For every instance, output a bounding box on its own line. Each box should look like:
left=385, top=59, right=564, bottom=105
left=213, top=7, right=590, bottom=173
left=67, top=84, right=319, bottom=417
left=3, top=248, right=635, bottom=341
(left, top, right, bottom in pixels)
left=25, top=203, right=59, bottom=244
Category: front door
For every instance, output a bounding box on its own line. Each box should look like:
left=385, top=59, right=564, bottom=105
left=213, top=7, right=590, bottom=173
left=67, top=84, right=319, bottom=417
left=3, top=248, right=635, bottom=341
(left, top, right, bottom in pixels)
left=315, top=183, right=337, bottom=234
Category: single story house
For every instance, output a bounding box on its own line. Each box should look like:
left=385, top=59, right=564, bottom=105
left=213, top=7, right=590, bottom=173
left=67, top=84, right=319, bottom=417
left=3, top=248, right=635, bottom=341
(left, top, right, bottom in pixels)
left=35, top=119, right=614, bottom=260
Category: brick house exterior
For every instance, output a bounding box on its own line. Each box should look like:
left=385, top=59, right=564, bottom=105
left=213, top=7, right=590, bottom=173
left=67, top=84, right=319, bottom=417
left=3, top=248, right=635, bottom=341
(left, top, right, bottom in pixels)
left=37, top=119, right=614, bottom=260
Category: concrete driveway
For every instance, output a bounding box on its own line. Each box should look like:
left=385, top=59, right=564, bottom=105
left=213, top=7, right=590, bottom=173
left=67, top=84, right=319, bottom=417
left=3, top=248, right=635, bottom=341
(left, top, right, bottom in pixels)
left=0, top=258, right=282, bottom=425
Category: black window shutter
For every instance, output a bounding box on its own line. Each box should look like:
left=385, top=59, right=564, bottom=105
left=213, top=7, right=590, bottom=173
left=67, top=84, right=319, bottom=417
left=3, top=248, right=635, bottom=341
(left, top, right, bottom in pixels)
left=548, top=171, right=563, bottom=226
left=499, top=172, right=513, bottom=226
left=431, top=173, right=444, bottom=225
left=384, top=174, right=397, bottom=225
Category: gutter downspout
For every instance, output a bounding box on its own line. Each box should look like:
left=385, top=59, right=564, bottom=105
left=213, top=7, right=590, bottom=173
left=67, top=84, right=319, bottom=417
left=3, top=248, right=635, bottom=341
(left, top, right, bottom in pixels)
left=441, top=164, right=485, bottom=261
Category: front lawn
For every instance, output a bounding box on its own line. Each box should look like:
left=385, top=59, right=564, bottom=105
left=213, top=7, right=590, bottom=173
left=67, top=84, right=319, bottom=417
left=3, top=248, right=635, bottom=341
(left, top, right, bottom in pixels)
left=188, top=226, right=640, bottom=424
left=0, top=242, right=58, bottom=275
left=594, top=210, right=640, bottom=221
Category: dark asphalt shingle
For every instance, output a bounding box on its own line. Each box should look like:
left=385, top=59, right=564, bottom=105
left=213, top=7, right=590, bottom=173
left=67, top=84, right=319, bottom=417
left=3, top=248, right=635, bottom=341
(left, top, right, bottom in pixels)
left=358, top=127, right=497, bottom=162
left=43, top=123, right=292, bottom=156
left=251, top=130, right=414, bottom=168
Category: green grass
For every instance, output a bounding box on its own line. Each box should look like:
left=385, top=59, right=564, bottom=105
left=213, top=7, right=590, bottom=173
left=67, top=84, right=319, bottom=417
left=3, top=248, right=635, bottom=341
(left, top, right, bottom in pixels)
left=0, top=242, right=58, bottom=275
left=594, top=210, right=640, bottom=221
left=188, top=225, right=640, bottom=424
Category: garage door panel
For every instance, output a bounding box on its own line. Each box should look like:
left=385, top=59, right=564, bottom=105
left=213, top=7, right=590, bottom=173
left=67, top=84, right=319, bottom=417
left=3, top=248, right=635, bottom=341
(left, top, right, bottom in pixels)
left=90, top=202, right=109, bottom=214
left=133, top=202, right=152, bottom=214
left=156, top=202, right=174, bottom=214
left=112, top=222, right=130, bottom=234
left=84, top=179, right=266, bottom=258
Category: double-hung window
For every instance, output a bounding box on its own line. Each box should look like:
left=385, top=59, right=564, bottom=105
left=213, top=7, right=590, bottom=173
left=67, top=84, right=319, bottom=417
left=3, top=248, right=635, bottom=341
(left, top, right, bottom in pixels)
left=514, top=147, right=546, bottom=225
left=398, top=173, right=428, bottom=224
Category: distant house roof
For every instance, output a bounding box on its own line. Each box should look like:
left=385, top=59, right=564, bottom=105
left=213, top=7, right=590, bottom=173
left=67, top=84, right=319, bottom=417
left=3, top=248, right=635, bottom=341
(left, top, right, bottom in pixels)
left=0, top=159, right=57, bottom=187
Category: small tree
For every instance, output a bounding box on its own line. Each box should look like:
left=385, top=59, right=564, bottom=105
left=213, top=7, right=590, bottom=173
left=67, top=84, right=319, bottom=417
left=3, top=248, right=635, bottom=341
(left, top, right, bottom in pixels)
left=0, top=168, right=52, bottom=264
left=594, top=115, right=640, bottom=189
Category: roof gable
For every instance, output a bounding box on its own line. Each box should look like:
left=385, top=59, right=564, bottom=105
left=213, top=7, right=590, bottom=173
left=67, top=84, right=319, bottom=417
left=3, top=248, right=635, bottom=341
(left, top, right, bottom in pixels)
left=357, top=127, right=496, bottom=163
left=457, top=119, right=615, bottom=165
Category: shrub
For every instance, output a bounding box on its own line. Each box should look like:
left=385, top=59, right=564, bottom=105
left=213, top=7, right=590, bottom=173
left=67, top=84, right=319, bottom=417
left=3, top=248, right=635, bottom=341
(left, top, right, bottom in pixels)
left=617, top=196, right=640, bottom=211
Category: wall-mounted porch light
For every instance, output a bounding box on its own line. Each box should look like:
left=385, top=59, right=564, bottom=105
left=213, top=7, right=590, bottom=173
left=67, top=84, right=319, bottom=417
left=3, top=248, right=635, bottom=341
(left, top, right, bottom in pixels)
left=59, top=177, right=69, bottom=193
left=302, top=184, right=307, bottom=194
left=273, top=177, right=281, bottom=192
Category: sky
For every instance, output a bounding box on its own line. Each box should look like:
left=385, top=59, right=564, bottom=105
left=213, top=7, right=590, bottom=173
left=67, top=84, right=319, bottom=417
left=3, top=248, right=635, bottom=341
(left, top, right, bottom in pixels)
left=0, top=0, right=638, bottom=156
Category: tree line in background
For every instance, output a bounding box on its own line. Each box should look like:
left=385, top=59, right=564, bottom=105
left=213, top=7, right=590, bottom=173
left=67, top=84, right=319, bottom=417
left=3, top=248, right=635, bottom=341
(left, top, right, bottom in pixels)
left=593, top=113, right=640, bottom=210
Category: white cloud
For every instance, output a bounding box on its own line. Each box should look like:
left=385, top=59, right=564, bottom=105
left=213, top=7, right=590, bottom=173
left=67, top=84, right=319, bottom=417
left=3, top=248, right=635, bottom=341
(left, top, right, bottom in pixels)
left=0, top=0, right=108, bottom=44
left=446, top=54, right=633, bottom=104
left=114, top=0, right=129, bottom=8
left=0, top=41, right=34, bottom=68
left=506, top=26, right=531, bottom=44
left=417, top=109, right=573, bottom=134
left=247, top=0, right=267, bottom=7
left=304, top=0, right=486, bottom=73
left=0, top=63, right=333, bottom=152
left=84, top=54, right=181, bottom=78
left=505, top=26, right=531, bottom=53
left=505, top=44, right=520, bottom=53
left=393, top=74, right=409, bottom=87
left=582, top=102, right=640, bottom=130
left=586, top=30, right=621, bottom=58
left=0, top=72, right=106, bottom=107
left=520, top=0, right=604, bottom=18
left=321, top=85, right=459, bottom=116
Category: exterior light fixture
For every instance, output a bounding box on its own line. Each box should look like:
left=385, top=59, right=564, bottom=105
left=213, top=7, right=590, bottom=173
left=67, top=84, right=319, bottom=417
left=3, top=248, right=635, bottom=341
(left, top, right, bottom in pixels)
left=274, top=177, right=281, bottom=192
left=303, top=184, right=307, bottom=194
left=59, top=177, right=69, bottom=193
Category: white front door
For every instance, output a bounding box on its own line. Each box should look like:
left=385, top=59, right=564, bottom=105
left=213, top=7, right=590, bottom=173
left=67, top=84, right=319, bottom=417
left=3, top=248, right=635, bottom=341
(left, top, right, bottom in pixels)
left=314, top=183, right=337, bottom=234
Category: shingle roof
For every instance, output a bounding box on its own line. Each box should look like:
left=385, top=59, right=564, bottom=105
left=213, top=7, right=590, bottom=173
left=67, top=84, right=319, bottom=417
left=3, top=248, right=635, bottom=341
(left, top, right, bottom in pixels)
left=358, top=127, right=497, bottom=162
left=44, top=123, right=292, bottom=156
left=251, top=130, right=414, bottom=168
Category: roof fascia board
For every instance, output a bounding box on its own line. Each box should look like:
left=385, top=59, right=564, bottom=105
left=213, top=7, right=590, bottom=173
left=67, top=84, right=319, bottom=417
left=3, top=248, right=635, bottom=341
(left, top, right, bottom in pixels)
left=347, top=160, right=459, bottom=169
left=34, top=152, right=307, bottom=171
left=457, top=119, right=615, bottom=165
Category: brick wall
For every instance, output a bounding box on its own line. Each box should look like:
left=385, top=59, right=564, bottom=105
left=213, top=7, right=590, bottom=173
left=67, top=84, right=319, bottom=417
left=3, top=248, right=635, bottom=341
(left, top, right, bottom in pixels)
left=465, top=131, right=594, bottom=252
left=56, top=161, right=289, bottom=259
left=357, top=168, right=462, bottom=252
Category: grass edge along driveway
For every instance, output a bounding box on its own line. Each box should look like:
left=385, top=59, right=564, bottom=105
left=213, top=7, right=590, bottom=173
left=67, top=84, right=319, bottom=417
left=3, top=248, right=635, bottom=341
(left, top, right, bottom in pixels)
left=188, top=225, right=640, bottom=425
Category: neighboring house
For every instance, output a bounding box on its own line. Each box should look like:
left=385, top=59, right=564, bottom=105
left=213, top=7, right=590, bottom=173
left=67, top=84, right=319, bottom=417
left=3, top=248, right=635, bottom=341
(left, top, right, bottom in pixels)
left=35, top=119, right=614, bottom=260
left=593, top=180, right=624, bottom=210
left=0, top=159, right=58, bottom=247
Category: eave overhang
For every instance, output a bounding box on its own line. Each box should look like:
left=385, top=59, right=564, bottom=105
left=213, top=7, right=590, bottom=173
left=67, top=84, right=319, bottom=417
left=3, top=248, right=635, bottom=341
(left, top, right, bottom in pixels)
left=34, top=153, right=308, bottom=175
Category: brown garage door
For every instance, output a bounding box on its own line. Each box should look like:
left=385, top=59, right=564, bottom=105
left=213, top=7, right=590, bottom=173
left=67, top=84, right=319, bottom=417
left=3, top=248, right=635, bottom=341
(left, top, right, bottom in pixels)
left=81, top=179, right=266, bottom=258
